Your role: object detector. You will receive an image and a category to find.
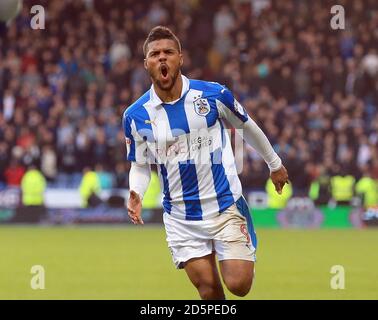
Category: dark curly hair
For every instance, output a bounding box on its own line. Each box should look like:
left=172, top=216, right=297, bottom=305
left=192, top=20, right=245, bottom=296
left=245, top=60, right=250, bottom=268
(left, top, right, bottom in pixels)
left=143, top=26, right=181, bottom=57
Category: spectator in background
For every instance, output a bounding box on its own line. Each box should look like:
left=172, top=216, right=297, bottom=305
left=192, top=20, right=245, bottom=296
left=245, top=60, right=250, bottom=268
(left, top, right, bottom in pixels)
left=20, top=164, right=46, bottom=207
left=2, top=89, right=15, bottom=121
left=239, top=159, right=268, bottom=192
left=79, top=166, right=101, bottom=208
left=141, top=169, right=161, bottom=210
left=58, top=135, right=77, bottom=175
left=355, top=164, right=378, bottom=208
left=309, top=163, right=332, bottom=206
left=114, top=162, right=129, bottom=189
left=284, top=149, right=312, bottom=197
left=4, top=158, right=25, bottom=187
left=109, top=32, right=131, bottom=67
left=75, top=121, right=93, bottom=171
left=92, top=128, right=108, bottom=167
left=21, top=65, right=42, bottom=93
left=145, top=2, right=168, bottom=30
left=0, top=142, right=10, bottom=187
left=40, top=144, right=57, bottom=183
left=213, top=4, right=234, bottom=37
left=95, top=163, right=113, bottom=190
left=330, top=165, right=356, bottom=206
left=18, top=163, right=47, bottom=223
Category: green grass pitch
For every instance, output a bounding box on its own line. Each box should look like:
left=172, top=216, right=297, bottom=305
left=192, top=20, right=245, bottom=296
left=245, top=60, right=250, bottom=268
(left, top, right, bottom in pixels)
left=0, top=225, right=377, bottom=299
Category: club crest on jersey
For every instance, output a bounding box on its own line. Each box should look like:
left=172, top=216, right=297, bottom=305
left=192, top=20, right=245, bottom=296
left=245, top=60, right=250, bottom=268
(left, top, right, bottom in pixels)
left=193, top=98, right=210, bottom=116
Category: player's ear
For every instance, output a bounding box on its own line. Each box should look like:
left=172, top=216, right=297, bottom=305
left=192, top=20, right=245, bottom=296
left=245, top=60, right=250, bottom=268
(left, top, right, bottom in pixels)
left=144, top=58, right=148, bottom=70
left=179, top=53, right=183, bottom=67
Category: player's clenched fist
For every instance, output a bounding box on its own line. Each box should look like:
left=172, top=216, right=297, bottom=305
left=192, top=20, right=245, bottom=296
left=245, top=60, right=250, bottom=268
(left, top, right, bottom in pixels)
left=127, top=190, right=144, bottom=225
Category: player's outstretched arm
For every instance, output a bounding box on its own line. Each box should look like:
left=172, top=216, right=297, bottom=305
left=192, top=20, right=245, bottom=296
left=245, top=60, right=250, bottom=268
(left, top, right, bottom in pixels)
left=127, top=162, right=151, bottom=225
left=236, top=116, right=289, bottom=193
left=238, top=117, right=290, bottom=193
left=217, top=91, right=290, bottom=193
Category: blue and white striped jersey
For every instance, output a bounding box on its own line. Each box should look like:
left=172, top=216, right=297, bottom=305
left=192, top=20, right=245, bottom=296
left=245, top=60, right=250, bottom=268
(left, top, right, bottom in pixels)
left=123, top=75, right=249, bottom=221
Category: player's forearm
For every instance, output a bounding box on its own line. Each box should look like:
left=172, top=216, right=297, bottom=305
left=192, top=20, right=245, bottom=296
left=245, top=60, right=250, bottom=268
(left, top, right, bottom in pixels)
left=129, top=162, right=151, bottom=199
left=220, top=105, right=282, bottom=172
left=238, top=117, right=282, bottom=172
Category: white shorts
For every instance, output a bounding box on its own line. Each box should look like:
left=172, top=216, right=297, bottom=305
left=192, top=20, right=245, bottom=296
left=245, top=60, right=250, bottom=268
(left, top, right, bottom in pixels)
left=163, top=202, right=257, bottom=269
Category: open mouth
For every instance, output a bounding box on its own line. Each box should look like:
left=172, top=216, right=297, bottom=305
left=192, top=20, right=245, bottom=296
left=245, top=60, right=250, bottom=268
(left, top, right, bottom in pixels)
left=160, top=65, right=168, bottom=79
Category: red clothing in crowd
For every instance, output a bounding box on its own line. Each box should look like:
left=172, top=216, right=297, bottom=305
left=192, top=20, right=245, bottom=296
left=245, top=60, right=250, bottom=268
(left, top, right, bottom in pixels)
left=4, top=165, right=26, bottom=186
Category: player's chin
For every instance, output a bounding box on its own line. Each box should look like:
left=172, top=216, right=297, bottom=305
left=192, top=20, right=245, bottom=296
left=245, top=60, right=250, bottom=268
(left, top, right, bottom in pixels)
left=156, top=78, right=174, bottom=91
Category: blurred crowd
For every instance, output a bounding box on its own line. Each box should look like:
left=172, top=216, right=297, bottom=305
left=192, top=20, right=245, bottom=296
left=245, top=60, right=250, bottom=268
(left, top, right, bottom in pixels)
left=0, top=0, right=377, bottom=203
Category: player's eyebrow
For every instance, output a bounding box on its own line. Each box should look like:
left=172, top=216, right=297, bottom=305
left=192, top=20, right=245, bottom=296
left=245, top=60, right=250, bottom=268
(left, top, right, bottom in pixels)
left=148, top=48, right=178, bottom=57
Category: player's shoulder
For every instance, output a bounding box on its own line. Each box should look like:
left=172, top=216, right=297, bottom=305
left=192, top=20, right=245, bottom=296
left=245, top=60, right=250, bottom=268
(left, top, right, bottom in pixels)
left=189, top=79, right=234, bottom=104
left=122, top=90, right=151, bottom=120
left=189, top=79, right=227, bottom=94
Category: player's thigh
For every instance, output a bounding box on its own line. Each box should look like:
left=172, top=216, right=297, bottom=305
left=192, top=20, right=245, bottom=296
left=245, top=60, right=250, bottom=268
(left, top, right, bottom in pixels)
left=219, top=259, right=254, bottom=287
left=184, top=252, right=223, bottom=289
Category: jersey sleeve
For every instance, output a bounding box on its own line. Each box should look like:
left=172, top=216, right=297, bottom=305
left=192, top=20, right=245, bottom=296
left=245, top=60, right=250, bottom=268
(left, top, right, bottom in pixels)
left=213, top=84, right=282, bottom=172
left=215, top=85, right=249, bottom=124
left=122, top=111, right=147, bottom=163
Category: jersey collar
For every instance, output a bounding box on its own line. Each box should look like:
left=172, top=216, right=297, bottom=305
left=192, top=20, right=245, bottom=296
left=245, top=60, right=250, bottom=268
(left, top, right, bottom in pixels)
left=146, top=74, right=189, bottom=108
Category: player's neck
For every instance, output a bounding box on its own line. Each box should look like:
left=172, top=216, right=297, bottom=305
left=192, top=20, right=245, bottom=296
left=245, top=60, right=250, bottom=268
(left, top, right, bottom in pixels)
left=154, top=73, right=183, bottom=103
